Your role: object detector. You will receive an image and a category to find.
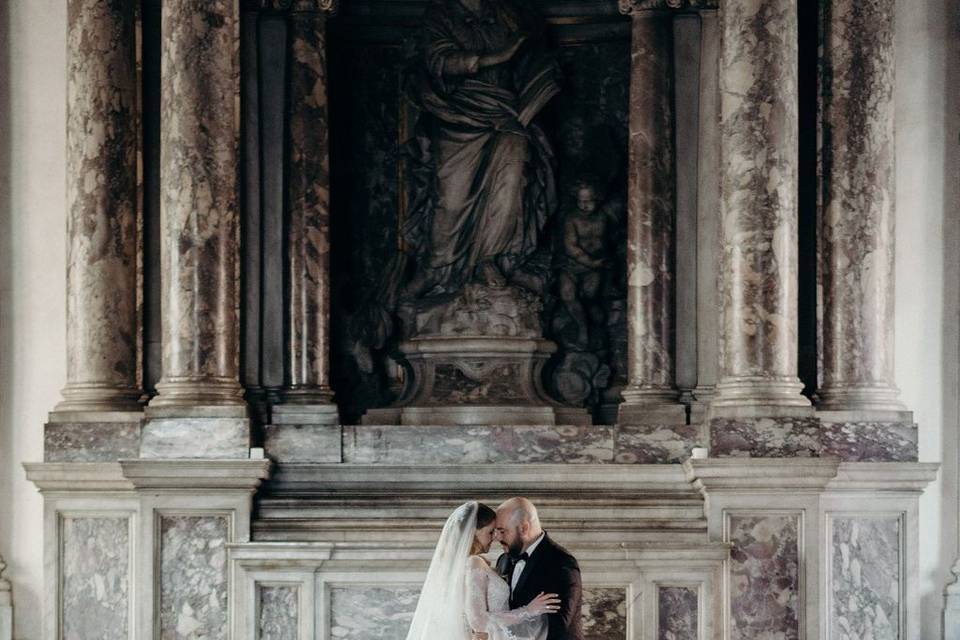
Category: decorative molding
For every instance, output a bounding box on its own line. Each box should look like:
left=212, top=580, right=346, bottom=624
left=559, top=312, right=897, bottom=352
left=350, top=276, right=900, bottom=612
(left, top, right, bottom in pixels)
left=618, top=0, right=718, bottom=15
left=826, top=462, right=940, bottom=493
left=683, top=458, right=841, bottom=493
left=23, top=462, right=134, bottom=492
left=119, top=459, right=272, bottom=491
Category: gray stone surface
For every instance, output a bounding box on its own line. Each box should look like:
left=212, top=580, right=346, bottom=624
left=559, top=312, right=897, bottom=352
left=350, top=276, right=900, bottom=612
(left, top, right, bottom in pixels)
left=44, top=420, right=140, bottom=461
left=264, top=423, right=341, bottom=463
left=62, top=516, right=130, bottom=640
left=141, top=418, right=250, bottom=459
left=159, top=515, right=229, bottom=640
left=344, top=424, right=616, bottom=464
left=259, top=585, right=299, bottom=640
left=830, top=517, right=900, bottom=638
left=658, top=586, right=698, bottom=640
left=329, top=586, right=420, bottom=640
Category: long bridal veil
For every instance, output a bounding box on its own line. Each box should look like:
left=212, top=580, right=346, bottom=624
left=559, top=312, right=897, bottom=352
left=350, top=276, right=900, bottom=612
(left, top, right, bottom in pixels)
left=405, top=501, right=478, bottom=640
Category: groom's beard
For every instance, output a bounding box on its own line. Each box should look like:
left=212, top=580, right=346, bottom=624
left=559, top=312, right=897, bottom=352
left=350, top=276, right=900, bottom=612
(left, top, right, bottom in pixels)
left=506, top=536, right=524, bottom=559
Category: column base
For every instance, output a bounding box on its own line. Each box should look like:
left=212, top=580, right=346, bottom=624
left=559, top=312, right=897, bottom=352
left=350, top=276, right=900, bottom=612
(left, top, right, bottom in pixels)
left=618, top=386, right=687, bottom=425
left=143, top=404, right=250, bottom=459
left=149, top=377, right=246, bottom=408
left=816, top=383, right=907, bottom=414
left=55, top=383, right=143, bottom=413
left=710, top=376, right=812, bottom=418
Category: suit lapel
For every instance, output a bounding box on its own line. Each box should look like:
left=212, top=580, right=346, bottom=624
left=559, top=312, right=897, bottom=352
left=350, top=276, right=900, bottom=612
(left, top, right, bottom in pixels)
left=512, top=533, right=549, bottom=601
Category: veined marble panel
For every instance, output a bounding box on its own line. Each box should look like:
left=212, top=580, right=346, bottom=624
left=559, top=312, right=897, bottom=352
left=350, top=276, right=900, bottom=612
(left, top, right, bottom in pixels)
left=259, top=585, right=299, bottom=640
left=727, top=514, right=800, bottom=639
left=344, top=425, right=615, bottom=464
left=820, top=421, right=917, bottom=462
left=829, top=516, right=901, bottom=639
left=658, top=586, right=698, bottom=640
left=614, top=424, right=702, bottom=463
left=329, top=586, right=420, bottom=640
left=160, top=515, right=229, bottom=639
left=142, top=419, right=250, bottom=459
left=711, top=418, right=820, bottom=458
left=582, top=587, right=627, bottom=640
left=62, top=516, right=130, bottom=640
left=45, top=420, right=140, bottom=461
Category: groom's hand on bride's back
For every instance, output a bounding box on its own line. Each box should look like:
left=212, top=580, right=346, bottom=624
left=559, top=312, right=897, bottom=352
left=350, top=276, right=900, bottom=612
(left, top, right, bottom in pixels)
left=470, top=633, right=489, bottom=640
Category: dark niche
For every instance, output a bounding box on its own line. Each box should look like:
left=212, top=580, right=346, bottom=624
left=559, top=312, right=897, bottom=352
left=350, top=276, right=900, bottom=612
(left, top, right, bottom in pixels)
left=328, top=1, right=629, bottom=423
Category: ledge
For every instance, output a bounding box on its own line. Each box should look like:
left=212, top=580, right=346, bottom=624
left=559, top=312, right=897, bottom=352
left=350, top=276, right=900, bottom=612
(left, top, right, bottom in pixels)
left=119, top=459, right=272, bottom=490
left=682, top=458, right=842, bottom=493
left=23, top=462, right=134, bottom=492
left=826, top=462, right=940, bottom=492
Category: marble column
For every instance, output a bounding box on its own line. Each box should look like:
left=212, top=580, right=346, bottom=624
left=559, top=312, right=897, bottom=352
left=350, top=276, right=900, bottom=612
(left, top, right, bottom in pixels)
left=710, top=0, right=810, bottom=417
left=618, top=0, right=685, bottom=425
left=149, top=0, right=245, bottom=409
left=57, top=0, right=140, bottom=413
left=279, top=1, right=338, bottom=423
left=818, top=0, right=904, bottom=414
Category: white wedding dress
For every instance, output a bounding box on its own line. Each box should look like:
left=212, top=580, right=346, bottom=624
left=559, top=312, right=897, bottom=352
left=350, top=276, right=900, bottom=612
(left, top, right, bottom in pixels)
left=465, top=555, right=548, bottom=640
left=404, top=502, right=547, bottom=640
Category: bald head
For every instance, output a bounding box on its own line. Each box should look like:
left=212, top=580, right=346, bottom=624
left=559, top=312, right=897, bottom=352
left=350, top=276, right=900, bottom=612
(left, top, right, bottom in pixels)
left=495, top=497, right=543, bottom=556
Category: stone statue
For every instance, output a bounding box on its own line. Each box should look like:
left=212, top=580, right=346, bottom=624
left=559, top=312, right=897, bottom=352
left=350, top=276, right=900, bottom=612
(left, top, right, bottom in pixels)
left=401, top=0, right=560, bottom=299
left=557, top=178, right=609, bottom=348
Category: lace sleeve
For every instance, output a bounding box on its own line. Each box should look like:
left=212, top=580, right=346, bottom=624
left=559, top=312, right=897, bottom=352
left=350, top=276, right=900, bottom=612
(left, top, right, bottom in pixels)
left=464, top=557, right=542, bottom=635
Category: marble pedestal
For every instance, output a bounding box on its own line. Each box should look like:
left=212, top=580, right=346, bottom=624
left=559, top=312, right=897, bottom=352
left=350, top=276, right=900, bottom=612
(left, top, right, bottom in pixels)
left=142, top=406, right=251, bottom=459
left=365, top=336, right=590, bottom=426
left=945, top=561, right=960, bottom=640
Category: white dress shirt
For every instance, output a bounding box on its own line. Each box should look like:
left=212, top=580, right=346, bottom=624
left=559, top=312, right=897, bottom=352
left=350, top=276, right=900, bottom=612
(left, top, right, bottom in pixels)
left=511, top=532, right=545, bottom=593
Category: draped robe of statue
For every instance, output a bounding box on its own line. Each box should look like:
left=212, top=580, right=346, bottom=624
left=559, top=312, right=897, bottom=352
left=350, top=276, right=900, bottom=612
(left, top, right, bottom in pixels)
left=404, top=0, right=560, bottom=296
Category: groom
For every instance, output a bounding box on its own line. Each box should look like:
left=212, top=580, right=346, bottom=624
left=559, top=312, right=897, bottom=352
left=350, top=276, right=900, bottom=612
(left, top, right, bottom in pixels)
left=488, top=497, right=584, bottom=640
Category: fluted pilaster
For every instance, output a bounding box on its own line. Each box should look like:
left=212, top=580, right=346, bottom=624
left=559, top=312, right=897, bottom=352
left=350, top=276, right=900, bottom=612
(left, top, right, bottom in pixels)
left=58, top=0, right=140, bottom=413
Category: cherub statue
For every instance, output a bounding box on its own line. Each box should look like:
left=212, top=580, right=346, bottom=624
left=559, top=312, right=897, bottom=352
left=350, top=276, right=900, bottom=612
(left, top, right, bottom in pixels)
left=556, top=178, right=610, bottom=348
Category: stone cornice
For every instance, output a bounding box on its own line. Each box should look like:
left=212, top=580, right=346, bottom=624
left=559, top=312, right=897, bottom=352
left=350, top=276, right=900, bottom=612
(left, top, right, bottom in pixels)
left=119, top=459, right=272, bottom=491
left=257, top=0, right=338, bottom=13
left=619, top=0, right=718, bottom=15
left=683, top=458, right=842, bottom=493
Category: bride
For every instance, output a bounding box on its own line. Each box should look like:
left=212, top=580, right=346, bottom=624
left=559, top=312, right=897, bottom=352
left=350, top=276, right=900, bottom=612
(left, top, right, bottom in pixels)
left=405, top=502, right=560, bottom=640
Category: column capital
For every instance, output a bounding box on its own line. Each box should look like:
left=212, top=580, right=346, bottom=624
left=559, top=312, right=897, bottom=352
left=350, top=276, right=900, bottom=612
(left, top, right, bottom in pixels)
left=259, top=0, right=338, bottom=14
left=619, top=0, right=717, bottom=15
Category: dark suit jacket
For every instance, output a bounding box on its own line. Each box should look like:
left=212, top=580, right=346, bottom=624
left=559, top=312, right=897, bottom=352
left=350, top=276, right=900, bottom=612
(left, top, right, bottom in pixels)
left=496, top=533, right=584, bottom=640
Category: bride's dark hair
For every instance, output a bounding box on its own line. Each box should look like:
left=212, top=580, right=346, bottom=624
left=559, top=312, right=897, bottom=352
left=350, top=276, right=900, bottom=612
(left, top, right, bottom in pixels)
left=470, top=503, right=497, bottom=556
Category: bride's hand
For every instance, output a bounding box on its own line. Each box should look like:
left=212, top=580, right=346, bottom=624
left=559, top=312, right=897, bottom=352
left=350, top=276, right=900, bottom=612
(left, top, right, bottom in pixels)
left=527, top=592, right=561, bottom=615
